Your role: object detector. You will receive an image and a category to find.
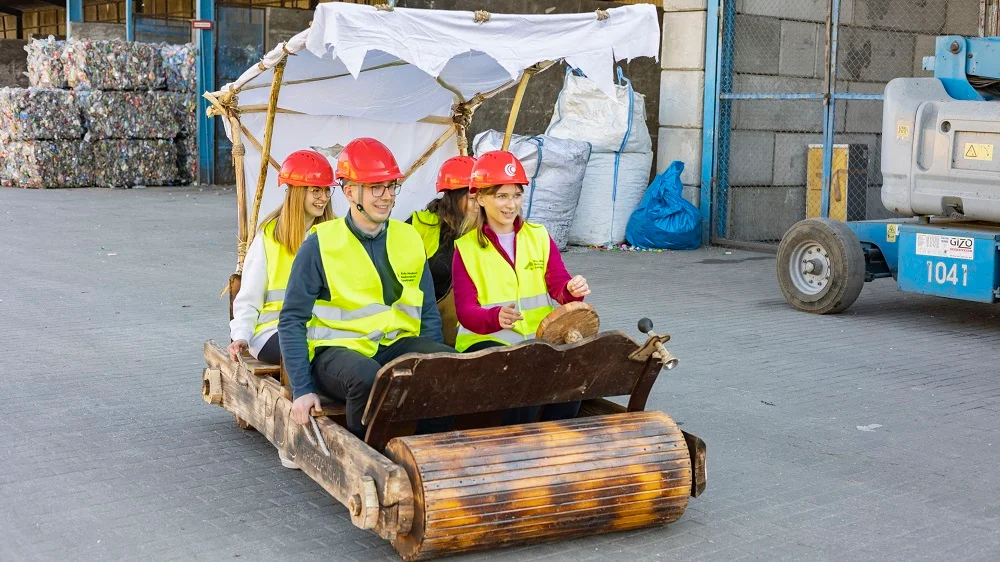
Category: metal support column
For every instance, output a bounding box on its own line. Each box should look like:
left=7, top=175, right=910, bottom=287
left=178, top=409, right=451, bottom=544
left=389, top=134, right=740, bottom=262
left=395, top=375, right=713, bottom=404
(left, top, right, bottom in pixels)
left=66, top=0, right=83, bottom=35
left=125, top=0, right=133, bottom=41
left=819, top=0, right=841, bottom=219
left=196, top=0, right=216, bottom=185
left=700, top=0, right=722, bottom=245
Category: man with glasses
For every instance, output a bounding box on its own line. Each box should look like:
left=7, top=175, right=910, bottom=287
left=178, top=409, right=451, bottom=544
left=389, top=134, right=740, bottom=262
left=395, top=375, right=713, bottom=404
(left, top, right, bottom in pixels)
left=278, top=137, right=454, bottom=440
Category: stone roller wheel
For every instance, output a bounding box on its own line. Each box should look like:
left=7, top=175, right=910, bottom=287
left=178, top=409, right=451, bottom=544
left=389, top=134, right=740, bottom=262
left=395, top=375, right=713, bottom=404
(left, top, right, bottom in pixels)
left=384, top=411, right=692, bottom=561
left=536, top=301, right=600, bottom=344
left=776, top=218, right=866, bottom=314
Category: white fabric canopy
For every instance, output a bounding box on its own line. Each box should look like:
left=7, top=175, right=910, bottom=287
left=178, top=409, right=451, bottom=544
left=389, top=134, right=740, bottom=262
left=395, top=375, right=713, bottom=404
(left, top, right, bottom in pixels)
left=215, top=2, right=660, bottom=225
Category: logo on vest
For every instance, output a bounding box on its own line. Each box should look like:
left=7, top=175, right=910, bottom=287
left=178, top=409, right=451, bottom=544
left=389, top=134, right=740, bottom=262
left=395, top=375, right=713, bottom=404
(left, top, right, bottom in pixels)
left=523, top=259, right=545, bottom=271
left=398, top=271, right=419, bottom=283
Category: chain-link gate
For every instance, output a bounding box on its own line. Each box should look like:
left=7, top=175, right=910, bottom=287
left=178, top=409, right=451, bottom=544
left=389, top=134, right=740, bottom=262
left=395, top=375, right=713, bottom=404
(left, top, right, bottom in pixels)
left=710, top=0, right=983, bottom=249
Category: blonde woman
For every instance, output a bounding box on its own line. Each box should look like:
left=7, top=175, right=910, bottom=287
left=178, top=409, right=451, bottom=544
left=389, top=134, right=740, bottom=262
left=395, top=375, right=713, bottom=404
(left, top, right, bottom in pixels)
left=228, top=149, right=336, bottom=364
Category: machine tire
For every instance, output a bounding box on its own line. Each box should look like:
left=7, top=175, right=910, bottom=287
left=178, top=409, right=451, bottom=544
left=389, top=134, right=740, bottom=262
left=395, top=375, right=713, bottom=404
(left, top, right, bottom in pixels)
left=776, top=218, right=865, bottom=314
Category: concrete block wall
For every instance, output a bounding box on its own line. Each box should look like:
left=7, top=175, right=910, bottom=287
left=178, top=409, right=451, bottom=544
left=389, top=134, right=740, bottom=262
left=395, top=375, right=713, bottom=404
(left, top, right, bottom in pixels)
left=715, top=0, right=981, bottom=241
left=659, top=0, right=707, bottom=206
left=0, top=40, right=29, bottom=88
left=67, top=22, right=127, bottom=41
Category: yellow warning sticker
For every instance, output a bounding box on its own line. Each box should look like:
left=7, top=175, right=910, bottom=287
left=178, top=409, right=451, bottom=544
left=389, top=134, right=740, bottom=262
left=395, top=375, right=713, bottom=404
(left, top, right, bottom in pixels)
left=964, top=143, right=994, bottom=161
left=895, top=121, right=911, bottom=140
left=886, top=224, right=900, bottom=243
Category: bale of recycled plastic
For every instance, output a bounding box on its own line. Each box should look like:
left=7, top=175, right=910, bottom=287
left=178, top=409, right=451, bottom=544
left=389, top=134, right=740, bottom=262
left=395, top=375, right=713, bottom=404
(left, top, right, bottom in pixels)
left=161, top=43, right=198, bottom=93
left=24, top=37, right=68, bottom=89
left=167, top=92, right=197, bottom=136
left=64, top=39, right=164, bottom=91
left=92, top=140, right=178, bottom=187
left=78, top=91, right=181, bottom=140
left=0, top=88, right=84, bottom=142
left=176, top=135, right=198, bottom=185
left=1, top=140, right=94, bottom=188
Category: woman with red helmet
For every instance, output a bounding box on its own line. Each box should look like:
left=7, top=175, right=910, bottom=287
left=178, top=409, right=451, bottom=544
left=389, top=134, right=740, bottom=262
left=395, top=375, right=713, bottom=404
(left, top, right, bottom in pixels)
left=228, top=149, right=336, bottom=367
left=406, top=155, right=477, bottom=346
left=452, top=150, right=591, bottom=423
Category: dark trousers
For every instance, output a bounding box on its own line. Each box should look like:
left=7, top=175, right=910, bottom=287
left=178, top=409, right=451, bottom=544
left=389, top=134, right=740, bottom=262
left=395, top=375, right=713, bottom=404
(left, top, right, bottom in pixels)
left=462, top=340, right=582, bottom=424
left=257, top=333, right=282, bottom=365
left=312, top=337, right=456, bottom=438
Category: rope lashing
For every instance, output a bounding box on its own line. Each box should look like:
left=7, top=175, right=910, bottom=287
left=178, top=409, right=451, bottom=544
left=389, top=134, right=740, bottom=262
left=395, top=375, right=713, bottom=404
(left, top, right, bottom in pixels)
left=596, top=9, right=610, bottom=21
left=376, top=3, right=394, bottom=11
left=474, top=10, right=491, bottom=24
left=257, top=61, right=267, bottom=71
left=281, top=42, right=295, bottom=56
left=232, top=144, right=246, bottom=157
left=304, top=416, right=332, bottom=457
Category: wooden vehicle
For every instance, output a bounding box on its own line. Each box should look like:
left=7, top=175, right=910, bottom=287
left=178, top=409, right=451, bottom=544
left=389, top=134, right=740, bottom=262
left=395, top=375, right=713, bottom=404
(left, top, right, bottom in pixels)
left=199, top=4, right=704, bottom=558
left=202, top=303, right=706, bottom=560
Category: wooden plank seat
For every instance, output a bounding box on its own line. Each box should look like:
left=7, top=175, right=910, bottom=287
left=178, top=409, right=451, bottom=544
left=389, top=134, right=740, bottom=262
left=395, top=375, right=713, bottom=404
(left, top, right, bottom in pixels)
left=234, top=353, right=281, bottom=378
left=215, top=345, right=348, bottom=424
left=359, top=330, right=665, bottom=451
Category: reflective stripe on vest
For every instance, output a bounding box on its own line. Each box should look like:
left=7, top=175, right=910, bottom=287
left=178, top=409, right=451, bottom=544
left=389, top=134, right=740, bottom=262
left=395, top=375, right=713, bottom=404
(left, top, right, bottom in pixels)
left=410, top=210, right=441, bottom=258
left=306, top=218, right=426, bottom=360
left=453, top=222, right=556, bottom=352
left=254, top=219, right=296, bottom=336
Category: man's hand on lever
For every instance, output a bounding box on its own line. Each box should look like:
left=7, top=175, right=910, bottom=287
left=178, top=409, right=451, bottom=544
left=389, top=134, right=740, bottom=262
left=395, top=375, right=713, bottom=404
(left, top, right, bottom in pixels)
left=292, top=393, right=322, bottom=425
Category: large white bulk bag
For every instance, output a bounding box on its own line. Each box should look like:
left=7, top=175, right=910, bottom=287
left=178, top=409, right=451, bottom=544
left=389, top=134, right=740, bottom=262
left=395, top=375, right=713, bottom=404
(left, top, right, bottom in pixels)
left=568, top=151, right=654, bottom=247
left=545, top=68, right=652, bottom=154
left=473, top=130, right=591, bottom=250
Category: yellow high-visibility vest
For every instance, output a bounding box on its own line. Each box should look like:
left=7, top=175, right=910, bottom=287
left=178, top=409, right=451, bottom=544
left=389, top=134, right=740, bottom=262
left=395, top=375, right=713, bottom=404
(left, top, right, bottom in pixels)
left=254, top=219, right=295, bottom=336
left=306, top=218, right=426, bottom=359
left=410, top=210, right=441, bottom=258
left=453, top=222, right=556, bottom=351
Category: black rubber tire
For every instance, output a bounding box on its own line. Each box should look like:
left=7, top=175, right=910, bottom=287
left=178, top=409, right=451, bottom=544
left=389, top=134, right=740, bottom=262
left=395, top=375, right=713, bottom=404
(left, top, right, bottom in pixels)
left=776, top=218, right=865, bottom=314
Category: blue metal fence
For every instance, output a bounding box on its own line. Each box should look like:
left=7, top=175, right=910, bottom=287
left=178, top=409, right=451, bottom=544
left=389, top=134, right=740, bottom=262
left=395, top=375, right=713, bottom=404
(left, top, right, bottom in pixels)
left=703, top=0, right=982, bottom=248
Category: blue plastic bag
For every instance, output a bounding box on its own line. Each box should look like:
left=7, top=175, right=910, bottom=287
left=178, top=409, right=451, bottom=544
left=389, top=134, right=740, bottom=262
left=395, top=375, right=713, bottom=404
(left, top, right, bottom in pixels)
left=625, top=161, right=703, bottom=250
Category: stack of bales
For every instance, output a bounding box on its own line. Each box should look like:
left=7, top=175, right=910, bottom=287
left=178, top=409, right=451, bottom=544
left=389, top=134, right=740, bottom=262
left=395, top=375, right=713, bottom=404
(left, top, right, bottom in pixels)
left=0, top=37, right=197, bottom=188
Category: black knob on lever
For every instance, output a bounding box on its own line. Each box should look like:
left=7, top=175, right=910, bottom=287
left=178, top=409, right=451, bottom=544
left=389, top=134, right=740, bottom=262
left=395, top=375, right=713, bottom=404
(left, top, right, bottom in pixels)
left=638, top=318, right=654, bottom=334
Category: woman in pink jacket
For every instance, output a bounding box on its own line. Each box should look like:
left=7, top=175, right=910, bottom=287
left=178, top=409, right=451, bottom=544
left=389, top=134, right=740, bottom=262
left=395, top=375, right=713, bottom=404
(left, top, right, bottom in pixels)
left=452, top=150, right=591, bottom=424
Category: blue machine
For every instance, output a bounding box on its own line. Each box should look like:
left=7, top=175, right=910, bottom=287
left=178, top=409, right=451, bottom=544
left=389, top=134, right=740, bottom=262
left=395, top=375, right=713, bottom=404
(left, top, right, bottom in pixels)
left=776, top=36, right=1000, bottom=314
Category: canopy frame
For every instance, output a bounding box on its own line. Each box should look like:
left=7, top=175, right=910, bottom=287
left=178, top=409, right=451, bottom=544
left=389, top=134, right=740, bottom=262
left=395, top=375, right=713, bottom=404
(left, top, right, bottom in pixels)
left=202, top=4, right=645, bottom=277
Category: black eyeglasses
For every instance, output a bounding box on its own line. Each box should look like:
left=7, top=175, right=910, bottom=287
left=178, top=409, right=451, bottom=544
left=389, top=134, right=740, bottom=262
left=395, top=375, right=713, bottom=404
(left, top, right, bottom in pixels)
left=368, top=182, right=402, bottom=197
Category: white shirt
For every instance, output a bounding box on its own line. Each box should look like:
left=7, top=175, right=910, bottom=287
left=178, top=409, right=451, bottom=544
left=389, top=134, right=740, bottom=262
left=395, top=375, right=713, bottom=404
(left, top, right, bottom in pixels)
left=229, top=235, right=274, bottom=358
left=496, top=231, right=516, bottom=263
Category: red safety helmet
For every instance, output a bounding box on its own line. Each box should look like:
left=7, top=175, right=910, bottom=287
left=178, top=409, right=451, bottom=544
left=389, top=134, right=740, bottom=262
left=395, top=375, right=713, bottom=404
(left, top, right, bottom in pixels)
left=335, top=137, right=404, bottom=184
left=278, top=149, right=335, bottom=187
left=468, top=150, right=528, bottom=192
left=435, top=156, right=476, bottom=193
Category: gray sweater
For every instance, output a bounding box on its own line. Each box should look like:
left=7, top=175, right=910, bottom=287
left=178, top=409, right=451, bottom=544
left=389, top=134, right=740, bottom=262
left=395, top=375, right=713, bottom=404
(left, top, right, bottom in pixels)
left=278, top=213, right=442, bottom=398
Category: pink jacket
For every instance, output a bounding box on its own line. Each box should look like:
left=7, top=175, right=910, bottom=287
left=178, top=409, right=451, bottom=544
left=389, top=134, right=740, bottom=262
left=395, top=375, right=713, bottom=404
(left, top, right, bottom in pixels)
left=452, top=217, right=583, bottom=335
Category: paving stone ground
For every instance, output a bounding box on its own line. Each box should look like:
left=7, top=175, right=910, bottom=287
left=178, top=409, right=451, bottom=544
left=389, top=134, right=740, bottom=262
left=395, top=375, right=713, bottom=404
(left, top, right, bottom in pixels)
left=2, top=186, right=999, bottom=561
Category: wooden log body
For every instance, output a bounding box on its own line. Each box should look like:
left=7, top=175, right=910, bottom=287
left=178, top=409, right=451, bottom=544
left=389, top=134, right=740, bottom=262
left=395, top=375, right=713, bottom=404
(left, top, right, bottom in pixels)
left=385, top=411, right=692, bottom=561
left=203, top=340, right=415, bottom=540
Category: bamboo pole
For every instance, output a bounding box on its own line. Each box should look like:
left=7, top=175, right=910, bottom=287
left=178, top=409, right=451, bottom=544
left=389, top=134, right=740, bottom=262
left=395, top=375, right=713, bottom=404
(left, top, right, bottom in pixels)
left=502, top=66, right=540, bottom=150
left=402, top=125, right=457, bottom=181
left=236, top=60, right=409, bottom=93
left=245, top=57, right=287, bottom=251
left=237, top=105, right=305, bottom=115
left=229, top=106, right=250, bottom=271
left=240, top=125, right=282, bottom=171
